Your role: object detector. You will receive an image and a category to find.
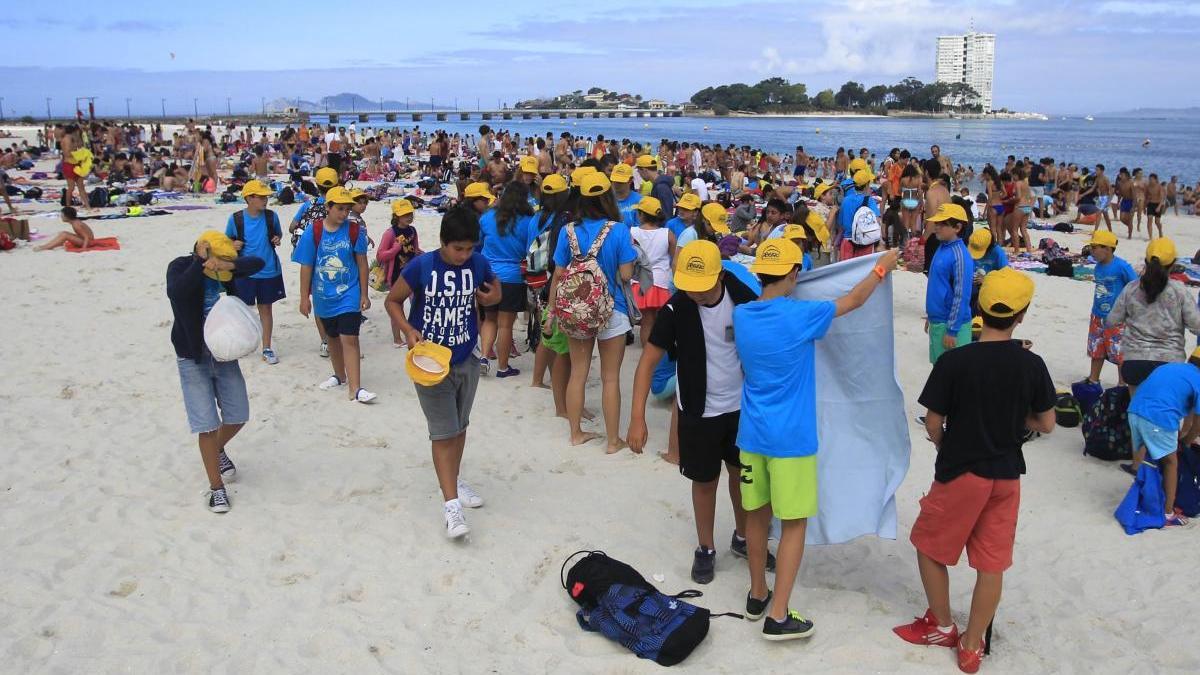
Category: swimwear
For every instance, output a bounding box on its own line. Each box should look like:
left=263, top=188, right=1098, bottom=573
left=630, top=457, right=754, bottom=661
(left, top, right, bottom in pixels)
left=1146, top=202, right=1160, bottom=216
left=902, top=198, right=920, bottom=210
left=1019, top=205, right=1033, bottom=215
left=992, top=204, right=1006, bottom=216
left=1119, top=198, right=1133, bottom=213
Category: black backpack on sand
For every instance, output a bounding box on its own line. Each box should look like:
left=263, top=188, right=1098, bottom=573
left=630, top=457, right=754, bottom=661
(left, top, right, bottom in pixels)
left=1081, top=385, right=1133, bottom=461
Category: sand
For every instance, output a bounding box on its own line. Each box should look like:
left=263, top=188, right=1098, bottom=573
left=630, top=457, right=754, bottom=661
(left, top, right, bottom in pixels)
left=2, top=124, right=1198, bottom=673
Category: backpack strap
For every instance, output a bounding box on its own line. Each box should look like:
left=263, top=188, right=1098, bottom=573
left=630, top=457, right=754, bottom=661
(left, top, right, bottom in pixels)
left=266, top=209, right=281, bottom=240
left=233, top=210, right=245, bottom=242
left=585, top=221, right=615, bottom=258
left=565, top=222, right=583, bottom=258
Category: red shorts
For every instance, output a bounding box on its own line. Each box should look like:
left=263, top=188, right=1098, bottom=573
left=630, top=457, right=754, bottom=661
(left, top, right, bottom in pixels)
left=838, top=239, right=877, bottom=260
left=632, top=282, right=670, bottom=311
left=62, top=162, right=76, bottom=179
left=1087, top=314, right=1123, bottom=364
left=910, top=472, right=1020, bottom=573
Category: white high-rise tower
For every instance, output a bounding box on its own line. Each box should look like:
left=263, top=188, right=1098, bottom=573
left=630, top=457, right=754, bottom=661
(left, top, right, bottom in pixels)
left=935, top=30, right=995, bottom=113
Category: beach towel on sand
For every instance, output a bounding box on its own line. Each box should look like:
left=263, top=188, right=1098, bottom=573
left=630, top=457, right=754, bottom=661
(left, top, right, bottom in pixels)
left=66, top=237, right=120, bottom=252
left=790, top=253, right=910, bottom=544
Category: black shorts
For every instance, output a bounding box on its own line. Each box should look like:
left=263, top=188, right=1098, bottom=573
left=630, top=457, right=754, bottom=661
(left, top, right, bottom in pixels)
left=234, top=274, right=286, bottom=306
left=484, top=282, right=527, bottom=313
left=1120, top=359, right=1166, bottom=387
left=678, top=410, right=741, bottom=483
left=327, top=153, right=342, bottom=172
left=320, top=311, right=363, bottom=338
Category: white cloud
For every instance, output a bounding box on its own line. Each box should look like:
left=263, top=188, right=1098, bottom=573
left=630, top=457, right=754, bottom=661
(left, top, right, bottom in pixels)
left=1097, top=1, right=1200, bottom=17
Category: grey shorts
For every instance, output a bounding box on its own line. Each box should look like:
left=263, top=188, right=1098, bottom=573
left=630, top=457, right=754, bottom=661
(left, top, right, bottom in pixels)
left=414, top=359, right=480, bottom=440
left=177, top=355, right=249, bottom=434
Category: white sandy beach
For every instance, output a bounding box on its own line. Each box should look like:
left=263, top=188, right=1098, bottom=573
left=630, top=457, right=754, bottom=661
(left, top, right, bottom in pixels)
left=2, top=124, right=1199, bottom=673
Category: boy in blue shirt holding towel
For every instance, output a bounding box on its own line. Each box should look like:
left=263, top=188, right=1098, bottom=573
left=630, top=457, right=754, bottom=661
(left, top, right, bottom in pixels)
left=1126, top=352, right=1200, bottom=527
left=734, top=238, right=897, bottom=640
left=925, top=203, right=974, bottom=364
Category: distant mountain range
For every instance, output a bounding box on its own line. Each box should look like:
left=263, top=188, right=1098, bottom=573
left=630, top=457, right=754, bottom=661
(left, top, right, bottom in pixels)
left=265, top=93, right=456, bottom=113
left=1096, top=106, right=1200, bottom=119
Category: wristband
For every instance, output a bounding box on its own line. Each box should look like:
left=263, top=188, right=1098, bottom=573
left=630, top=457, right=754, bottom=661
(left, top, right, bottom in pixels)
left=873, top=264, right=887, bottom=279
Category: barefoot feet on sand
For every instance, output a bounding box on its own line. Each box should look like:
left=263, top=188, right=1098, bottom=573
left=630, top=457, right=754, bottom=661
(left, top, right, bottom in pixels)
left=570, top=431, right=602, bottom=446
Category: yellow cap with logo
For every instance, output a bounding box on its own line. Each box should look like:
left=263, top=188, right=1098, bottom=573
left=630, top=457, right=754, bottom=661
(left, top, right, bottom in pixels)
left=968, top=228, right=993, bottom=259
left=240, top=179, right=272, bottom=198
left=701, top=202, right=730, bottom=234
left=783, top=223, right=807, bottom=240
left=463, top=182, right=496, bottom=203
left=751, top=238, right=803, bottom=275
left=391, top=199, right=414, bottom=217
left=196, top=231, right=238, bottom=282
left=978, top=268, right=1035, bottom=317
left=579, top=172, right=612, bottom=197
left=812, top=182, right=833, bottom=200
left=635, top=196, right=663, bottom=218
left=324, top=186, right=357, bottom=204
left=1088, top=230, right=1118, bottom=249
left=853, top=169, right=874, bottom=188
left=519, top=155, right=539, bottom=174
left=610, top=163, right=634, bottom=183
left=673, top=240, right=722, bottom=292
left=635, top=155, right=659, bottom=170
left=676, top=193, right=702, bottom=211
left=849, top=158, right=869, bottom=173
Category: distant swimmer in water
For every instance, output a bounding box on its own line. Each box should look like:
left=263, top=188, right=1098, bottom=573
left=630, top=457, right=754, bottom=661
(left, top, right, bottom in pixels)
left=1142, top=138, right=1151, bottom=148
left=955, top=134, right=961, bottom=140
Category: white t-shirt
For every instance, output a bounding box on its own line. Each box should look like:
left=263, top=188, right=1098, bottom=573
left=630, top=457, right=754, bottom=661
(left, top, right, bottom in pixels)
left=690, top=178, right=709, bottom=201
left=693, top=289, right=743, bottom=417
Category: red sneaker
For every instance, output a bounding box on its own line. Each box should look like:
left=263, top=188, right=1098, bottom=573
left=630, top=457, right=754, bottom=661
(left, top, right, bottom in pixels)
left=956, top=637, right=985, bottom=673
left=893, top=609, right=959, bottom=647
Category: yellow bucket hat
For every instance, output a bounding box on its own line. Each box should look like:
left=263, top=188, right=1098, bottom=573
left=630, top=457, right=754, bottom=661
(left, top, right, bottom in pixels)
left=406, top=341, right=452, bottom=386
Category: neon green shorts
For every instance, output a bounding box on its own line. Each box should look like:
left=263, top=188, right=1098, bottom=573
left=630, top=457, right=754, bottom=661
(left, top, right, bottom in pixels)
left=541, top=307, right=569, bottom=355
left=929, top=322, right=973, bottom=364
left=739, top=451, right=818, bottom=520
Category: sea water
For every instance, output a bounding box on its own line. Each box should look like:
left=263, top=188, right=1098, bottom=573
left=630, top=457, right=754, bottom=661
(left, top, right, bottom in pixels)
left=307, top=114, right=1200, bottom=182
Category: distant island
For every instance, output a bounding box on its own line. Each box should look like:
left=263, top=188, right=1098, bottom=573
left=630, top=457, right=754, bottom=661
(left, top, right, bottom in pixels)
left=265, top=93, right=457, bottom=114
left=1098, top=107, right=1200, bottom=119
left=513, top=87, right=673, bottom=111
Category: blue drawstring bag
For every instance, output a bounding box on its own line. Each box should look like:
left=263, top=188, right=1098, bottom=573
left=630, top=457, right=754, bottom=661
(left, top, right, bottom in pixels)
left=1114, top=464, right=1167, bottom=534
left=1071, top=379, right=1104, bottom=414
left=1175, top=444, right=1200, bottom=518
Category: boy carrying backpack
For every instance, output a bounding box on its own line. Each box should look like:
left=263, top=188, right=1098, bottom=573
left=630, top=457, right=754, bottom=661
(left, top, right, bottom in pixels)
left=226, top=180, right=285, bottom=364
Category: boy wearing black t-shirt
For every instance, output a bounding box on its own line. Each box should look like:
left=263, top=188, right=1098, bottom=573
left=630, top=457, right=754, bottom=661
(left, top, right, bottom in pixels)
left=894, top=268, right=1056, bottom=674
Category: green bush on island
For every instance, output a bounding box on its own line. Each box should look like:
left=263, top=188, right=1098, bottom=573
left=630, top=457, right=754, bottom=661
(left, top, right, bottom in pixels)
left=690, top=77, right=981, bottom=114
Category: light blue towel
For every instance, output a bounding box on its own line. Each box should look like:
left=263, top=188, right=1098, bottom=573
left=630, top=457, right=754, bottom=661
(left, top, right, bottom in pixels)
left=791, top=252, right=911, bottom=545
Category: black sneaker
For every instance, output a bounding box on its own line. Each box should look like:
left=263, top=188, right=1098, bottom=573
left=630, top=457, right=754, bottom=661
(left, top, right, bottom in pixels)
left=730, top=533, right=777, bottom=572
left=1120, top=463, right=1137, bottom=476
left=690, top=547, right=715, bottom=584
left=218, top=450, right=237, bottom=483
left=207, top=487, right=231, bottom=514
left=762, top=609, right=815, bottom=641
left=745, top=590, right=772, bottom=621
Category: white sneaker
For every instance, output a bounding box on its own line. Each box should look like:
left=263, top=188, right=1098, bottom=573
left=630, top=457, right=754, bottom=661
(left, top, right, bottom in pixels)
left=318, top=376, right=344, bottom=390
left=354, top=388, right=378, bottom=403
left=456, top=480, right=484, bottom=508
left=444, top=500, right=469, bottom=539
left=319, top=341, right=329, bottom=358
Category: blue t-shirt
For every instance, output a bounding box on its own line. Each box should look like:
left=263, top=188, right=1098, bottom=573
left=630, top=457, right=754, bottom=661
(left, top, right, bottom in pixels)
left=401, top=251, right=496, bottom=365
left=225, top=210, right=281, bottom=279
left=1129, top=362, right=1200, bottom=429
left=291, top=221, right=368, bottom=318
left=665, top=217, right=688, bottom=240
left=926, top=238, right=974, bottom=332
left=203, top=277, right=222, bottom=317
left=721, top=261, right=762, bottom=295
left=974, top=245, right=1009, bottom=275
left=552, top=218, right=638, bottom=314
left=617, top=192, right=642, bottom=229
left=479, top=210, right=534, bottom=284
left=1091, top=256, right=1138, bottom=319
left=733, top=297, right=837, bottom=458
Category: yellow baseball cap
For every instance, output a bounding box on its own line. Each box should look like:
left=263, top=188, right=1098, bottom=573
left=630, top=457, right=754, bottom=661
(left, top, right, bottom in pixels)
left=635, top=196, right=663, bottom=218
left=579, top=172, right=612, bottom=197
left=853, top=169, right=874, bottom=188
left=1146, top=237, right=1176, bottom=266
left=570, top=165, right=596, bottom=184
left=541, top=173, right=568, bottom=195
left=751, top=238, right=803, bottom=275
left=519, top=155, right=539, bottom=174
left=196, top=231, right=238, bottom=282
left=324, top=186, right=357, bottom=205
left=240, top=179, right=272, bottom=198
left=673, top=240, right=722, bottom=292
left=812, top=182, right=833, bottom=200
left=849, top=158, right=869, bottom=173
left=391, top=199, right=414, bottom=217
left=315, top=166, right=339, bottom=187
left=927, top=202, right=969, bottom=224
left=349, top=187, right=368, bottom=202
left=635, top=155, right=659, bottom=170
left=406, top=341, right=452, bottom=387
left=783, top=223, right=807, bottom=240
left=978, top=268, right=1035, bottom=317
left=701, top=202, right=730, bottom=234
left=1192, top=346, right=1200, bottom=361
left=676, top=193, right=702, bottom=211
left=1088, top=230, right=1118, bottom=249
left=610, top=163, right=634, bottom=183
left=805, top=211, right=830, bottom=244
left=463, top=182, right=496, bottom=203
left=968, top=228, right=993, bottom=259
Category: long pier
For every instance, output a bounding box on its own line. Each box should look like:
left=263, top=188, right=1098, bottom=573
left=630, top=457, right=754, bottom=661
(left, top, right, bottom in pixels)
left=306, top=108, right=684, bottom=124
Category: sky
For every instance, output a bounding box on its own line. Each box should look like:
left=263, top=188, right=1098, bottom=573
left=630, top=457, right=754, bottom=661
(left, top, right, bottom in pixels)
left=1, top=0, right=1196, bottom=119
